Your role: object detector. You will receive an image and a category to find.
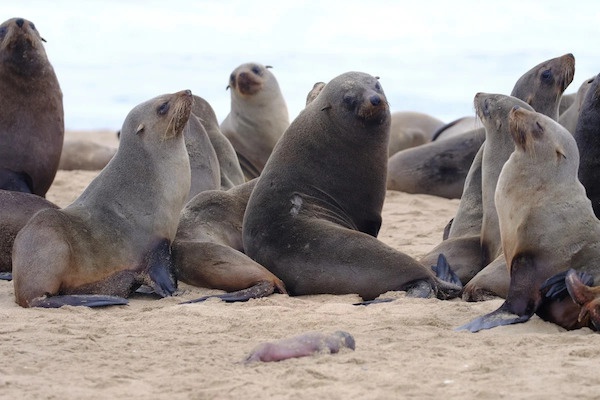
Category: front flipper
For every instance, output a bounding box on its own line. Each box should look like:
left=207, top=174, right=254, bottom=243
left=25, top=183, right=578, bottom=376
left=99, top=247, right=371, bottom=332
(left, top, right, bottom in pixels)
left=542, top=269, right=594, bottom=300
left=431, top=253, right=463, bottom=300
left=0, top=272, right=12, bottom=281
left=28, top=294, right=129, bottom=308
left=456, top=302, right=532, bottom=332
left=564, top=269, right=600, bottom=330
left=143, top=239, right=177, bottom=297
left=181, top=280, right=279, bottom=304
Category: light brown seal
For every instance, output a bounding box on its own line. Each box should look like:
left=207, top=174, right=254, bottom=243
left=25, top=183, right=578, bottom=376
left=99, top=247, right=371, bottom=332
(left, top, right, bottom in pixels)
left=387, top=111, right=445, bottom=156
left=458, top=106, right=600, bottom=332
left=58, top=140, right=116, bottom=170
left=184, top=113, right=220, bottom=200
left=0, top=17, right=64, bottom=196
left=242, top=71, right=461, bottom=301
left=245, top=331, right=355, bottom=363
left=190, top=95, right=245, bottom=190
left=12, top=90, right=192, bottom=308
left=220, top=62, right=290, bottom=180
left=559, top=76, right=594, bottom=134
left=418, top=53, right=575, bottom=288
left=173, top=179, right=287, bottom=303
left=0, top=190, right=58, bottom=275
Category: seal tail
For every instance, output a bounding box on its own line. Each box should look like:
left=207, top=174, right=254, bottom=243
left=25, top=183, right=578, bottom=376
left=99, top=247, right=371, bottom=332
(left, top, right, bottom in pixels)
left=28, top=294, right=129, bottom=308
left=180, top=280, right=279, bottom=304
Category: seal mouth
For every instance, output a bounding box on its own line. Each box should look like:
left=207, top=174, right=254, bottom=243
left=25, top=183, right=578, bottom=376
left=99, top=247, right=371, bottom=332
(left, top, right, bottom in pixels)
left=235, top=72, right=263, bottom=96
left=474, top=93, right=492, bottom=121
left=557, top=53, right=575, bottom=92
left=356, top=94, right=389, bottom=124
left=164, top=90, right=193, bottom=139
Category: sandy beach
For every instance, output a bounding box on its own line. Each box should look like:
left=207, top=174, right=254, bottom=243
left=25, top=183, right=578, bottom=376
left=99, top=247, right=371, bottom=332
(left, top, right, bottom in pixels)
left=1, top=130, right=599, bottom=400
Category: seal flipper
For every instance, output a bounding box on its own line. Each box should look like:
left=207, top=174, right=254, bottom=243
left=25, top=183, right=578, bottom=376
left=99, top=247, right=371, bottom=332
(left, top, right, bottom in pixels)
left=0, top=272, right=12, bottom=281
left=457, top=254, right=540, bottom=332
left=542, top=269, right=594, bottom=300
left=431, top=253, right=463, bottom=300
left=28, top=294, right=129, bottom=308
left=180, top=280, right=278, bottom=304
left=144, top=239, right=177, bottom=297
left=564, top=268, right=600, bottom=330
left=456, top=302, right=532, bottom=332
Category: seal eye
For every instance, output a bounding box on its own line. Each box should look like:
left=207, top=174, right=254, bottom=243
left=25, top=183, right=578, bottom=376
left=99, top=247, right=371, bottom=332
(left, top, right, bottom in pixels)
left=251, top=65, right=262, bottom=75
left=342, top=94, right=357, bottom=109
left=0, top=27, right=6, bottom=39
left=157, top=102, right=170, bottom=116
left=541, top=69, right=552, bottom=81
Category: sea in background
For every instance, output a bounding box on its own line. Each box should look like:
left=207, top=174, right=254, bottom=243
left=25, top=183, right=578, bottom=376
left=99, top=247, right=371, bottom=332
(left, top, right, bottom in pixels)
left=4, top=0, right=600, bottom=131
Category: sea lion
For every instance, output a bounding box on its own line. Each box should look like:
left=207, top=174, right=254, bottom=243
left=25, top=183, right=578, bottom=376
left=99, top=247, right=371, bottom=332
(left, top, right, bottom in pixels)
left=387, top=53, right=575, bottom=200
left=387, top=111, right=445, bottom=156
left=0, top=17, right=64, bottom=196
left=190, top=95, right=245, bottom=190
left=573, top=73, right=600, bottom=217
left=184, top=113, right=220, bottom=200
left=12, top=90, right=192, bottom=308
left=559, top=77, right=594, bottom=135
left=58, top=140, right=116, bottom=170
left=431, top=116, right=480, bottom=141
left=220, top=62, right=290, bottom=180
left=0, top=190, right=59, bottom=275
left=245, top=331, right=355, bottom=363
left=173, top=179, right=287, bottom=303
left=458, top=106, right=600, bottom=332
left=418, top=53, right=575, bottom=288
left=242, top=71, right=461, bottom=301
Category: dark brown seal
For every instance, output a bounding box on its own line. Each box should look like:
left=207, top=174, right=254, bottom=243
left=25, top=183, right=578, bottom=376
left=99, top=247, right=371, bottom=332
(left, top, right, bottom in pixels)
left=12, top=90, right=192, bottom=308
left=458, top=106, right=600, bottom=332
left=0, top=17, right=64, bottom=196
left=242, top=71, right=461, bottom=301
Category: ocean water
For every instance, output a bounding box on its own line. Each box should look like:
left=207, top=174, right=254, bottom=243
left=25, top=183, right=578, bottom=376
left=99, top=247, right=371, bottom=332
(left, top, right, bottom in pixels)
left=4, top=0, right=599, bottom=130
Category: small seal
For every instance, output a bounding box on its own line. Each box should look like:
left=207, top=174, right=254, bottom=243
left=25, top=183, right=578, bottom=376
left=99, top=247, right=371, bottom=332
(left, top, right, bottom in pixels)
left=220, top=62, right=290, bottom=180
left=12, top=90, right=192, bottom=307
left=0, top=17, right=64, bottom=196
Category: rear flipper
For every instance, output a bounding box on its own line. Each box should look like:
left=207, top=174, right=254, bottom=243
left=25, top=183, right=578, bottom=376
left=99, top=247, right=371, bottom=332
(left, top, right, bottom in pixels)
left=541, top=269, right=594, bottom=300
left=564, top=269, right=600, bottom=330
left=352, top=298, right=394, bottom=306
left=28, top=294, right=129, bottom=308
left=456, top=302, right=532, bottom=332
left=0, top=272, right=12, bottom=281
left=431, top=253, right=463, bottom=300
left=180, top=280, right=279, bottom=304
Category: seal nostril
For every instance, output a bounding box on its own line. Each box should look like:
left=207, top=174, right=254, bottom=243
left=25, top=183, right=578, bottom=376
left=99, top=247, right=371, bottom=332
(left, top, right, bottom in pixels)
left=370, top=95, right=381, bottom=106
left=15, top=18, right=24, bottom=28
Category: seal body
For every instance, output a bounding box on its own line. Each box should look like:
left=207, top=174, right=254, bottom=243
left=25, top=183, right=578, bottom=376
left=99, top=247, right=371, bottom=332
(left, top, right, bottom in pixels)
left=58, top=140, right=116, bottom=170
left=173, top=179, right=286, bottom=302
left=458, top=107, right=600, bottom=332
left=220, top=62, right=289, bottom=180
left=191, top=95, right=245, bottom=190
left=242, top=72, right=458, bottom=301
left=0, top=190, right=58, bottom=273
left=387, top=111, right=445, bottom=156
left=0, top=17, right=64, bottom=196
left=12, top=90, right=192, bottom=307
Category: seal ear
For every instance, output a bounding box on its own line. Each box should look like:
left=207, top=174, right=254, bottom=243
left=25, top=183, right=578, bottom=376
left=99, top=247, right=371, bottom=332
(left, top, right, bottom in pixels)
left=136, top=124, right=145, bottom=135
left=556, top=145, right=566, bottom=159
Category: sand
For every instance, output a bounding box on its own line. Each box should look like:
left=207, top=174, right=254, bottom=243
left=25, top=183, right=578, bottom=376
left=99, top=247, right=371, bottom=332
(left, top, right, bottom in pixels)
left=2, top=131, right=599, bottom=400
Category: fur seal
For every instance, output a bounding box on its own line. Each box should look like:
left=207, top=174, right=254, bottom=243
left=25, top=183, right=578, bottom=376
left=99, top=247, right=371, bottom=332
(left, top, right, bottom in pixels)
left=559, top=77, right=594, bottom=135
left=190, top=95, right=245, bottom=190
left=58, top=140, right=116, bottom=170
left=242, top=71, right=461, bottom=301
left=173, top=179, right=287, bottom=303
left=573, top=74, right=600, bottom=218
left=386, top=53, right=575, bottom=200
left=12, top=90, right=192, bottom=308
left=387, top=111, right=445, bottom=156
left=0, top=190, right=59, bottom=275
left=245, top=331, right=355, bottom=363
left=184, top=113, right=220, bottom=200
left=458, top=106, right=600, bottom=332
left=220, top=62, right=290, bottom=180
left=0, top=17, right=64, bottom=196
left=431, top=116, right=480, bottom=141
left=418, top=54, right=575, bottom=289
